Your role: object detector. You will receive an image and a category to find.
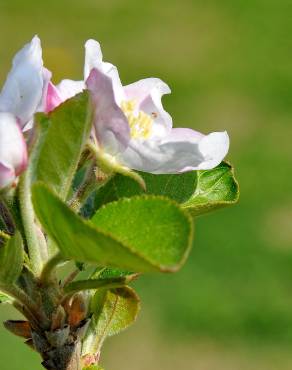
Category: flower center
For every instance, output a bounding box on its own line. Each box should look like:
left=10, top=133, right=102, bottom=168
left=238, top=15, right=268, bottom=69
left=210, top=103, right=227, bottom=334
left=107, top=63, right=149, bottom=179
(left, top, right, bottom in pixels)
left=121, top=100, right=153, bottom=139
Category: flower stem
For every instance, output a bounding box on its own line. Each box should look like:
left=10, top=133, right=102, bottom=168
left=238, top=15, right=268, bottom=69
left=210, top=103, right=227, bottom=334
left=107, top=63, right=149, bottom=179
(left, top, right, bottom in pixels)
left=69, top=161, right=100, bottom=212
left=40, top=252, right=64, bottom=284
left=19, top=171, right=43, bottom=276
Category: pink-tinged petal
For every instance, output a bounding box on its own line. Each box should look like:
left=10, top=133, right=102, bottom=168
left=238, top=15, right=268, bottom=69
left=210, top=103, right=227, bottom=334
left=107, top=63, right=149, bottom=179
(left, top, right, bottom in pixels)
left=0, top=113, right=27, bottom=188
left=37, top=67, right=52, bottom=113
left=0, top=162, right=15, bottom=189
left=45, top=82, right=63, bottom=113
left=86, top=69, right=130, bottom=154
left=35, top=67, right=59, bottom=116
left=124, top=78, right=172, bottom=139
left=0, top=36, right=44, bottom=128
left=45, top=79, right=84, bottom=113
left=84, top=39, right=125, bottom=105
left=120, top=128, right=229, bottom=174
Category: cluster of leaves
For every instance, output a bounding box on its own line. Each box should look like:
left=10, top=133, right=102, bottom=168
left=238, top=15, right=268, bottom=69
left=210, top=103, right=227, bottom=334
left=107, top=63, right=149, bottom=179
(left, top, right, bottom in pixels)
left=0, top=92, right=239, bottom=369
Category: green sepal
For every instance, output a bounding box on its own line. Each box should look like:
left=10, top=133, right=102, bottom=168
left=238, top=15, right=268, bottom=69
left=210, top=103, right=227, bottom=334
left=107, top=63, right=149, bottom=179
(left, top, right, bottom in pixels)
left=87, top=142, right=146, bottom=190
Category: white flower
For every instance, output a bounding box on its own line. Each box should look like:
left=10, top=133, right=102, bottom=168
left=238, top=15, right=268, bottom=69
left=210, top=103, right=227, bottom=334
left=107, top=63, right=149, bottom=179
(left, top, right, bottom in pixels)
left=47, top=39, right=229, bottom=174
left=85, top=40, right=229, bottom=174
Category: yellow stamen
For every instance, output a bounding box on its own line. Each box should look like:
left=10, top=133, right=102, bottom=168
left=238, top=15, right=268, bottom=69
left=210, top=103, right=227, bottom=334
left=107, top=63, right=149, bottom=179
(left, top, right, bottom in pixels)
left=121, top=100, right=153, bottom=139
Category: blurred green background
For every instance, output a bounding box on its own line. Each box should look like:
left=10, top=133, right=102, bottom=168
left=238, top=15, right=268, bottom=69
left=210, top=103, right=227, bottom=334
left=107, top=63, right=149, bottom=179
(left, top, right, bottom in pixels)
left=0, top=0, right=291, bottom=369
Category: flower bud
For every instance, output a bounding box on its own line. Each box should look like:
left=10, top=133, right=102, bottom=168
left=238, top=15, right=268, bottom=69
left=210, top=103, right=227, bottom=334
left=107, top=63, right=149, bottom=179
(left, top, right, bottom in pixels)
left=0, top=112, right=27, bottom=189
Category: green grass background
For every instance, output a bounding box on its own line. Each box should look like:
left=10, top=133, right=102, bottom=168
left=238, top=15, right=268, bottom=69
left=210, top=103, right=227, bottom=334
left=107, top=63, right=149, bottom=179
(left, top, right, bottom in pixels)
left=0, top=0, right=291, bottom=369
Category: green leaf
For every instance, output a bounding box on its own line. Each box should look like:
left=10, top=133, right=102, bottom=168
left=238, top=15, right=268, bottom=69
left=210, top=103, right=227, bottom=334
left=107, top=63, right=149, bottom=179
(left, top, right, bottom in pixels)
left=91, top=198, right=193, bottom=271
left=93, top=171, right=197, bottom=211
left=32, top=183, right=193, bottom=273
left=0, top=231, right=23, bottom=285
left=83, top=287, right=140, bottom=355
left=34, top=91, right=91, bottom=200
left=92, top=162, right=238, bottom=217
left=181, top=162, right=239, bottom=215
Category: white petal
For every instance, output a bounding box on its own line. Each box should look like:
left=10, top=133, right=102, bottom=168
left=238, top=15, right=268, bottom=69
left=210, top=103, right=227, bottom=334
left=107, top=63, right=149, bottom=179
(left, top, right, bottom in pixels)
left=0, top=112, right=27, bottom=179
left=124, top=78, right=171, bottom=103
left=86, top=69, right=130, bottom=155
left=0, top=36, right=44, bottom=128
left=55, top=79, right=85, bottom=102
left=197, top=131, right=230, bottom=170
left=124, top=78, right=172, bottom=139
left=120, top=128, right=229, bottom=174
left=102, top=62, right=125, bottom=105
left=84, top=39, right=125, bottom=105
left=84, top=39, right=103, bottom=80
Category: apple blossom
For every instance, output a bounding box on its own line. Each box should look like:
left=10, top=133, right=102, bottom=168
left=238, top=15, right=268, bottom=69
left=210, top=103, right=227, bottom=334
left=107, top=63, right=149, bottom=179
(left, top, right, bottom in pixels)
left=0, top=36, right=45, bottom=188
left=0, top=37, right=239, bottom=370
left=86, top=41, right=229, bottom=174
left=47, top=39, right=229, bottom=174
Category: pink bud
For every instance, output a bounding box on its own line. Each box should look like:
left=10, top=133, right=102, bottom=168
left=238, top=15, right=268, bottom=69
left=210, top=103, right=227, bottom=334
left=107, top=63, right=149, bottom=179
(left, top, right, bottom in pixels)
left=0, top=113, right=27, bottom=189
